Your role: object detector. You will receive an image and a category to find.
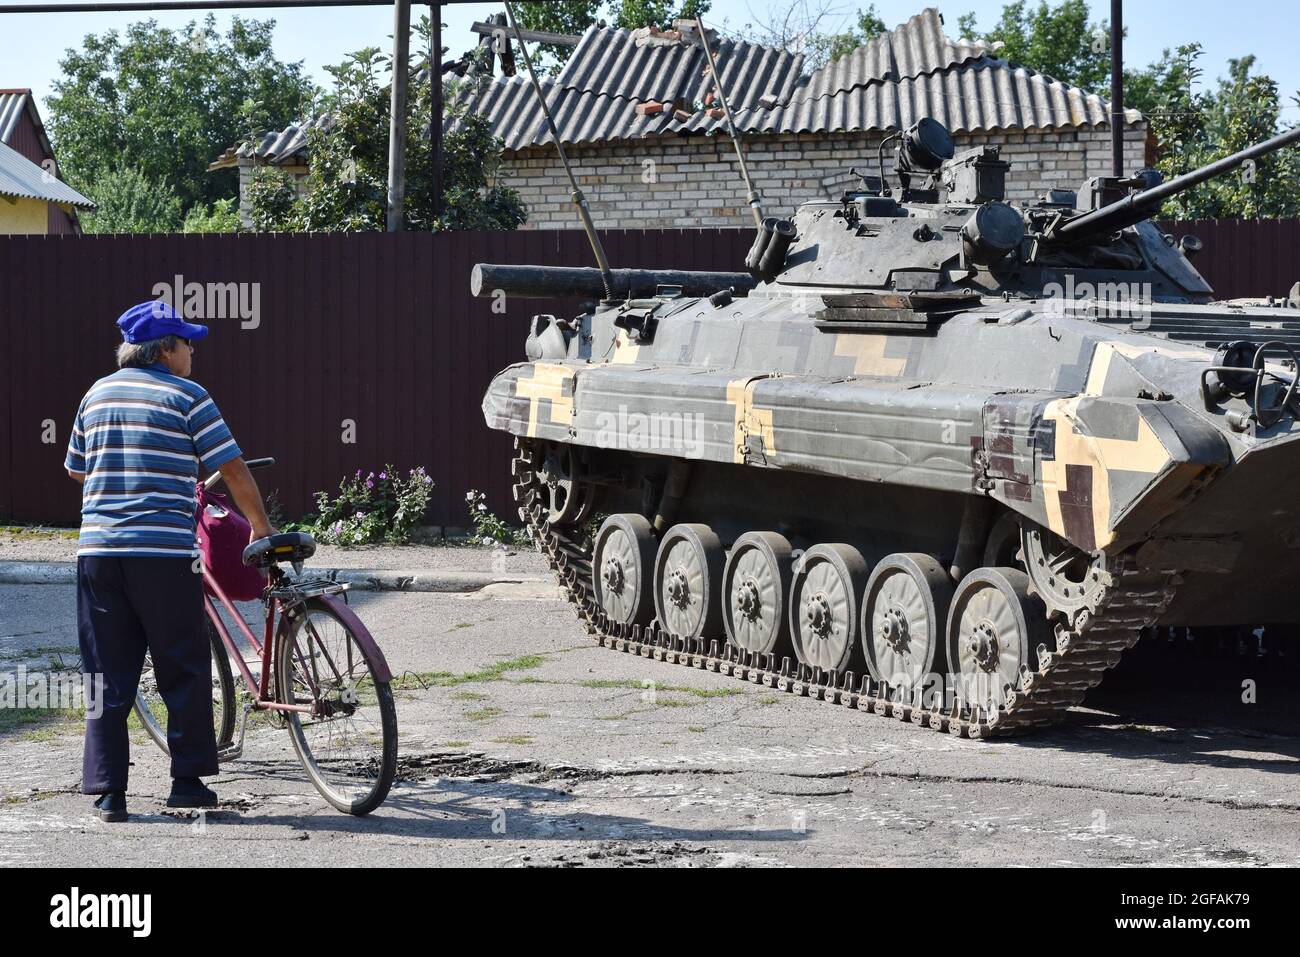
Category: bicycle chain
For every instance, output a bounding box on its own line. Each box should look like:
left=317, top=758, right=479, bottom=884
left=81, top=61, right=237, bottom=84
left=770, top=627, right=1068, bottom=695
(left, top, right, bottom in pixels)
left=512, top=440, right=1179, bottom=738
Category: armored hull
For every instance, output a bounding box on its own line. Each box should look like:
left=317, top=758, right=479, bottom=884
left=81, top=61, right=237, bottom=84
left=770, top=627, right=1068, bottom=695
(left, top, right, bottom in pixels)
left=479, top=119, right=1300, bottom=734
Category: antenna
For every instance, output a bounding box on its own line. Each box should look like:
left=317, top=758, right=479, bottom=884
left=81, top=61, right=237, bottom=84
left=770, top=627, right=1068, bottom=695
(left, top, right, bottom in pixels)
left=694, top=16, right=764, bottom=227
left=503, top=0, right=615, bottom=300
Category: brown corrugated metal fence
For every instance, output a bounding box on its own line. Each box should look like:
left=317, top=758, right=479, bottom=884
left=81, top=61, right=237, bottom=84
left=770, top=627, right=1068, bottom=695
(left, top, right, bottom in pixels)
left=0, top=229, right=751, bottom=526
left=2, top=220, right=1297, bottom=527
left=1157, top=218, right=1300, bottom=302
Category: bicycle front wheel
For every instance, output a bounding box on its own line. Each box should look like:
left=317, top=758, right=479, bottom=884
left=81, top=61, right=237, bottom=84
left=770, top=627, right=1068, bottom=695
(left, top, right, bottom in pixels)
left=133, top=616, right=236, bottom=755
left=275, top=597, right=397, bottom=815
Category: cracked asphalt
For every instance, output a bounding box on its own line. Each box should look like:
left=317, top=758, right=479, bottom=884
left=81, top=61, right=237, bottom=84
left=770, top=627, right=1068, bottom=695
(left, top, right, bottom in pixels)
left=2, top=548, right=1298, bottom=868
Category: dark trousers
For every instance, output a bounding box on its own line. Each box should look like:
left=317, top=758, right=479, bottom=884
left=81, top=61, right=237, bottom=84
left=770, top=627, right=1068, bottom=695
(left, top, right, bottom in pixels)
left=77, top=555, right=219, bottom=793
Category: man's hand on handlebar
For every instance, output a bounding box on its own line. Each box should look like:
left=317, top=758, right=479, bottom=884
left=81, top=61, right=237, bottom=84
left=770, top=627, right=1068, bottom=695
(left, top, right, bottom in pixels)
left=217, top=457, right=276, bottom=544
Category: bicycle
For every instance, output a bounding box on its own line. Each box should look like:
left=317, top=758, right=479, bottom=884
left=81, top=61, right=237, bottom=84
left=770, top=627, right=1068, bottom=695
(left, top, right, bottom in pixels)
left=133, top=458, right=398, bottom=816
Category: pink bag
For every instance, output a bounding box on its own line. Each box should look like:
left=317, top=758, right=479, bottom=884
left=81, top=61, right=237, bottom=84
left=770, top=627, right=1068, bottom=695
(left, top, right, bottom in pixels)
left=196, top=485, right=267, bottom=601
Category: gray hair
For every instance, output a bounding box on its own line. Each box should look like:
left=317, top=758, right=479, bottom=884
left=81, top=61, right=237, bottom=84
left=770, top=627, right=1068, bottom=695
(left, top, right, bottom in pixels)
left=117, top=334, right=181, bottom=369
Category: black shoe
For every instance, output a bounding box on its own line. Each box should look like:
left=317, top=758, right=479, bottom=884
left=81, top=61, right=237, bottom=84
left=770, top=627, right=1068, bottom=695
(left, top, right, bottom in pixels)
left=93, top=791, right=128, bottom=823
left=166, top=777, right=218, bottom=809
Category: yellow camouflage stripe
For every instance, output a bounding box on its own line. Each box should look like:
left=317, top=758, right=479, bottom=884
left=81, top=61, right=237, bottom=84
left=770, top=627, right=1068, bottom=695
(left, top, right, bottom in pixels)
left=727, top=376, right=778, bottom=464
left=609, top=329, right=641, bottom=365
left=833, top=334, right=907, bottom=376
left=515, top=363, right=577, bottom=438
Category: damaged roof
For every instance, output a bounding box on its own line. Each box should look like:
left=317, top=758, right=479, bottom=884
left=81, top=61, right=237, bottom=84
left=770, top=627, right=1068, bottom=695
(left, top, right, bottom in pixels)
left=449, top=7, right=1142, bottom=150
left=208, top=115, right=329, bottom=171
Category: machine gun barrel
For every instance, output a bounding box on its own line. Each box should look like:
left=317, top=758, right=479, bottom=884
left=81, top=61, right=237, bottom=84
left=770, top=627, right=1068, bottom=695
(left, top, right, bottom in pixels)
left=1054, top=124, right=1300, bottom=242
left=471, top=263, right=755, bottom=300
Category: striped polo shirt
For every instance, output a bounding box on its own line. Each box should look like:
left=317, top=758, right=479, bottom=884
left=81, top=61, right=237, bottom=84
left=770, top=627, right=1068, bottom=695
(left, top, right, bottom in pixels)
left=64, top=363, right=242, bottom=557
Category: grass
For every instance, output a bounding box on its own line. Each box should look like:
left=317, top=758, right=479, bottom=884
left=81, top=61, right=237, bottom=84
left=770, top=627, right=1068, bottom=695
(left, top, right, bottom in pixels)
left=688, top=726, right=708, bottom=733
left=454, top=655, right=546, bottom=684
left=390, top=670, right=455, bottom=691
left=0, top=706, right=83, bottom=742
left=445, top=740, right=470, bottom=748
left=463, top=706, right=504, bottom=722
left=392, top=656, right=548, bottom=693
left=577, top=678, right=744, bottom=699
left=491, top=735, right=533, bottom=745
left=0, top=645, right=80, bottom=662
left=1, top=790, right=62, bottom=806
left=451, top=690, right=490, bottom=701
left=0, top=526, right=78, bottom=541
left=757, top=696, right=781, bottom=706
left=527, top=711, right=549, bottom=719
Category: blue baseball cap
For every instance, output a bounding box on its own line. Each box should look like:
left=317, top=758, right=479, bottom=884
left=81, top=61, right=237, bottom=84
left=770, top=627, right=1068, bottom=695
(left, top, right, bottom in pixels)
left=116, top=301, right=210, bottom=344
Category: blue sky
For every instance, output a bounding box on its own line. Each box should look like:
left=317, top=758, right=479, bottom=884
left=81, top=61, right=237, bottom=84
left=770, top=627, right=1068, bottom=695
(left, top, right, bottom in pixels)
left=2, top=0, right=1297, bottom=121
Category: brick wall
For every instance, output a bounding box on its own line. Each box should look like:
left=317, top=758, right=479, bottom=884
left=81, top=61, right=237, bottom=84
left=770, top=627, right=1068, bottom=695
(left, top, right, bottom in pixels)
left=236, top=161, right=310, bottom=227
left=500, top=128, right=1149, bottom=230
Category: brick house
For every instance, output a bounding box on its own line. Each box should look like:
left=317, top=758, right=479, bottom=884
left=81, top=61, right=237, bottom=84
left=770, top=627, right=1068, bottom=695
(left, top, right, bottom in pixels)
left=220, top=7, right=1146, bottom=230
left=207, top=116, right=321, bottom=226
left=449, top=8, right=1146, bottom=229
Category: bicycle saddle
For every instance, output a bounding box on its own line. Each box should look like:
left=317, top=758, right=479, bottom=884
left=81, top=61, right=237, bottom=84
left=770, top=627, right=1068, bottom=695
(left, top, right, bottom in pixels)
left=243, top=532, right=316, bottom=568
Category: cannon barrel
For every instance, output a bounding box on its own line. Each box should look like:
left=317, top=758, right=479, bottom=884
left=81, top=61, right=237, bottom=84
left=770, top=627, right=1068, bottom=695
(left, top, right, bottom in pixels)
left=471, top=263, right=755, bottom=300
left=1054, top=123, right=1300, bottom=242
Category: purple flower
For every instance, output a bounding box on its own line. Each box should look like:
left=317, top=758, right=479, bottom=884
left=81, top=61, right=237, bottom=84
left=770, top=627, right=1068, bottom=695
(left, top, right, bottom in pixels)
left=355, top=510, right=365, bottom=519
left=378, top=471, right=388, bottom=480
left=366, top=479, right=374, bottom=489
left=355, top=469, right=362, bottom=479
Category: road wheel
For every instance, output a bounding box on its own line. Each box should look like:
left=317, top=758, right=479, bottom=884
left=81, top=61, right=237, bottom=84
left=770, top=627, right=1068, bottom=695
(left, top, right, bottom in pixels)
left=946, top=567, right=1048, bottom=713
left=722, top=531, right=794, bottom=657
left=862, top=553, right=953, bottom=693
left=592, top=513, right=657, bottom=627
left=789, top=544, right=868, bottom=673
left=653, top=523, right=724, bottom=640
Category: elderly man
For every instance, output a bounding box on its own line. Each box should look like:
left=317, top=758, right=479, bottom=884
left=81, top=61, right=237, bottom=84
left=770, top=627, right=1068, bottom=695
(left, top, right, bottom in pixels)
left=65, top=301, right=274, bottom=823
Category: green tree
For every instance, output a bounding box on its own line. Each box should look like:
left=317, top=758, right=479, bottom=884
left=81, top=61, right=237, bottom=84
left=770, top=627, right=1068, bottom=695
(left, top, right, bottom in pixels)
left=514, top=0, right=711, bottom=72
left=807, top=5, right=886, bottom=69
left=611, top=0, right=711, bottom=30
left=79, top=165, right=183, bottom=234
left=46, top=15, right=313, bottom=216
left=514, top=0, right=603, bottom=72
left=959, top=1, right=1109, bottom=92
left=248, top=18, right=525, bottom=232
left=1126, top=48, right=1300, bottom=219
left=182, top=197, right=242, bottom=233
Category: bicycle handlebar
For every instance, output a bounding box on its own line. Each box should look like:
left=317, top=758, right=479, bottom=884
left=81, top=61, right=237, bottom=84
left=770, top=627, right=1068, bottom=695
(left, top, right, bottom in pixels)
left=202, top=456, right=275, bottom=491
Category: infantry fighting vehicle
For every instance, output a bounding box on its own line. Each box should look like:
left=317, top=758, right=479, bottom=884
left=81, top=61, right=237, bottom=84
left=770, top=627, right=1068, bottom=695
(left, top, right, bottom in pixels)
left=476, top=115, right=1300, bottom=737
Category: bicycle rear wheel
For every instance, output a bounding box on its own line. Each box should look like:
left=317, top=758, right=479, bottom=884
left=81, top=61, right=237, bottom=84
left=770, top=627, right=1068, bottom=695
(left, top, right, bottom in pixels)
left=133, top=616, right=237, bottom=755
left=275, top=597, right=397, bottom=815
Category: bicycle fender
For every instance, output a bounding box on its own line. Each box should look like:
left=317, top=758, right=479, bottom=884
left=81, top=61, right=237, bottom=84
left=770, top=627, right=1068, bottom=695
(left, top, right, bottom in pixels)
left=280, top=594, right=394, bottom=684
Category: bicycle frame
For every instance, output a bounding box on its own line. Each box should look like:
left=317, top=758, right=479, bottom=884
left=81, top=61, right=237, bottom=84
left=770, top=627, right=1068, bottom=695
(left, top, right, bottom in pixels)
left=203, top=561, right=394, bottom=718
left=202, top=565, right=313, bottom=716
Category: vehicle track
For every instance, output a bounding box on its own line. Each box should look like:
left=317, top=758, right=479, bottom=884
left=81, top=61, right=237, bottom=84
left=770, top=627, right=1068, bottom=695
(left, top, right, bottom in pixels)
left=513, top=439, right=1180, bottom=738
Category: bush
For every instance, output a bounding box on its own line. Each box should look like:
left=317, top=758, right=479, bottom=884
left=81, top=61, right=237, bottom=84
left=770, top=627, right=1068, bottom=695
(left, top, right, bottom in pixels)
left=182, top=197, right=242, bottom=233
left=466, top=489, right=531, bottom=547
left=297, top=466, right=434, bottom=545
left=79, top=165, right=183, bottom=234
